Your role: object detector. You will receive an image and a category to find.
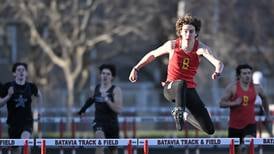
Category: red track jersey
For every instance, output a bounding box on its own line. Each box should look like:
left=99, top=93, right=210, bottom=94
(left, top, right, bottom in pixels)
left=166, top=38, right=199, bottom=88
left=229, top=81, right=256, bottom=129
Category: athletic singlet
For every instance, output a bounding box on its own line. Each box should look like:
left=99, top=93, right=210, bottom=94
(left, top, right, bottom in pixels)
left=93, top=84, right=118, bottom=124
left=166, top=38, right=199, bottom=88
left=0, top=81, right=38, bottom=126
left=229, top=81, right=256, bottom=129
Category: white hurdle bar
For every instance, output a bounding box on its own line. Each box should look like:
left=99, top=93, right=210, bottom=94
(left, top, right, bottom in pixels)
left=0, top=138, right=239, bottom=147
left=244, top=138, right=274, bottom=154
left=36, top=138, right=240, bottom=154
left=244, top=138, right=274, bottom=145
left=0, top=139, right=34, bottom=147
left=35, top=138, right=138, bottom=147
left=0, top=138, right=240, bottom=154
left=36, top=138, right=137, bottom=154
left=0, top=139, right=34, bottom=154
left=139, top=138, right=239, bottom=154
left=139, top=138, right=239, bottom=146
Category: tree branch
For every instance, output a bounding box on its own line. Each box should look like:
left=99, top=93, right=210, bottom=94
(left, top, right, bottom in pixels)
left=19, top=1, right=66, bottom=68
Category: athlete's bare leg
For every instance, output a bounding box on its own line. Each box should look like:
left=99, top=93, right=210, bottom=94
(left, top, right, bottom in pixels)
left=11, top=131, right=32, bottom=154
left=183, top=111, right=203, bottom=131
left=95, top=130, right=105, bottom=154
left=171, top=107, right=184, bottom=130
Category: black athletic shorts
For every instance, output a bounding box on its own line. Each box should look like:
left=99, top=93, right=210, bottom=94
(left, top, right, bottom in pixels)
left=8, top=123, right=33, bottom=139
left=228, top=123, right=256, bottom=143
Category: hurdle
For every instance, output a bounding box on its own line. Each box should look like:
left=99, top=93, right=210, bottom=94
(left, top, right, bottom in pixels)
left=0, top=139, right=34, bottom=154
left=138, top=138, right=239, bottom=154
left=31, top=115, right=273, bottom=140
left=0, top=138, right=239, bottom=154
left=36, top=138, right=138, bottom=154
left=244, top=138, right=274, bottom=154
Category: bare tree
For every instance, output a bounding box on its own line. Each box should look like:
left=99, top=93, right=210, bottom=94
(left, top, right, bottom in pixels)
left=1, top=0, right=155, bottom=113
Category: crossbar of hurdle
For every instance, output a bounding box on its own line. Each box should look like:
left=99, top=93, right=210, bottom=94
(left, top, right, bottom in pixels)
left=244, top=138, right=274, bottom=154
left=139, top=138, right=240, bottom=154
left=0, top=139, right=34, bottom=154
left=36, top=138, right=137, bottom=154
left=0, top=138, right=239, bottom=154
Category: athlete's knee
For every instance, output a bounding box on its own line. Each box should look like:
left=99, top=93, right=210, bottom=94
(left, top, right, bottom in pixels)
left=95, top=130, right=105, bottom=138
left=207, top=128, right=215, bottom=135
left=21, top=131, right=31, bottom=139
left=202, top=122, right=215, bottom=135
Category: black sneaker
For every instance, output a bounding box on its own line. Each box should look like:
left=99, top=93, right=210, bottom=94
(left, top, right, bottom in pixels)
left=171, top=107, right=184, bottom=131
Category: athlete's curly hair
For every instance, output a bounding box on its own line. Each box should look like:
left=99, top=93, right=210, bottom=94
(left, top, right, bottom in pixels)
left=176, top=14, right=201, bottom=38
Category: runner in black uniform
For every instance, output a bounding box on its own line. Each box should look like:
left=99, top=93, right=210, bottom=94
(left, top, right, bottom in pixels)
left=92, top=84, right=120, bottom=138
left=78, top=64, right=123, bottom=154
left=0, top=62, right=43, bottom=154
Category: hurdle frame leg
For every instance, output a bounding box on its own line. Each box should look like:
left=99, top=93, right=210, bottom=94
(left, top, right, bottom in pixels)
left=143, top=139, right=148, bottom=154
left=249, top=138, right=254, bottom=154
left=23, top=140, right=28, bottom=154
left=41, top=139, right=46, bottom=154
left=229, top=139, right=235, bottom=154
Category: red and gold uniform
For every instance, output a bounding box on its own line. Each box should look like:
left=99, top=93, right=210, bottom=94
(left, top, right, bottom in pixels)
left=163, top=38, right=215, bottom=135
left=167, top=38, right=199, bottom=88
left=229, top=81, right=256, bottom=129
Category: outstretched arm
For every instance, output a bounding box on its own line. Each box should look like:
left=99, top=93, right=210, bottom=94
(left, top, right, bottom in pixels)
left=78, top=87, right=95, bottom=115
left=37, top=89, right=43, bottom=104
left=198, top=43, right=224, bottom=80
left=255, top=84, right=272, bottom=136
left=256, top=85, right=270, bottom=115
left=32, top=88, right=43, bottom=121
left=78, top=97, right=94, bottom=115
left=219, top=83, right=242, bottom=108
left=129, top=41, right=172, bottom=82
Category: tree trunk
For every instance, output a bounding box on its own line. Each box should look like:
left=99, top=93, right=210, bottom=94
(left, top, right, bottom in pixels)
left=64, top=70, right=75, bottom=137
